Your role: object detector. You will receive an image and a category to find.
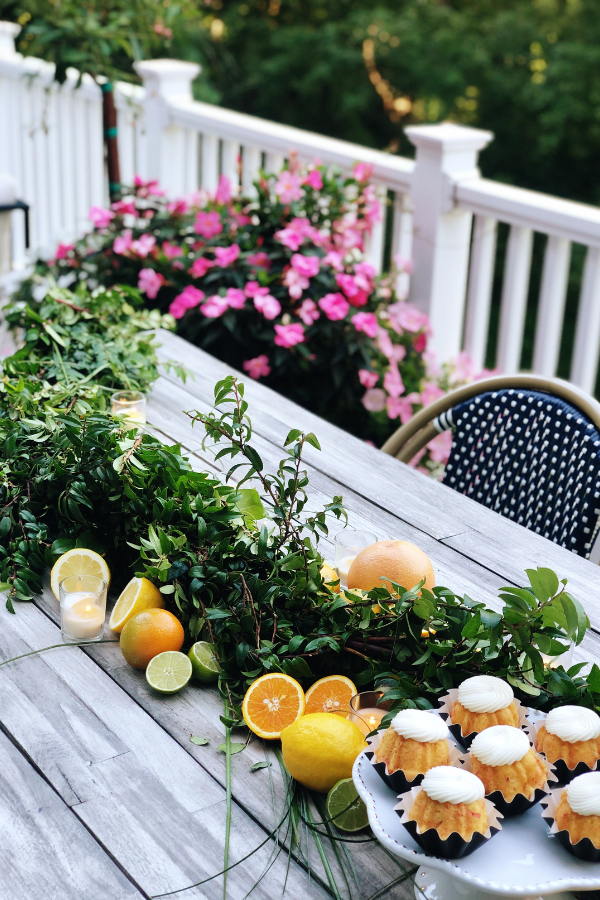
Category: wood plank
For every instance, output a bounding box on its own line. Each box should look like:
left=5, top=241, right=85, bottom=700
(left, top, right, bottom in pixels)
left=0, top=727, right=144, bottom=900
left=0, top=600, right=337, bottom=899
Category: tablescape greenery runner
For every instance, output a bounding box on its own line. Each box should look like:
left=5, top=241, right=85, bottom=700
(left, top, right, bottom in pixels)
left=2, top=284, right=599, bottom=899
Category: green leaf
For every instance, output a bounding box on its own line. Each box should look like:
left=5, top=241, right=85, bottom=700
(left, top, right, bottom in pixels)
left=190, top=735, right=210, bottom=746
left=588, top=663, right=600, bottom=694
left=244, top=446, right=263, bottom=471
left=525, top=567, right=559, bottom=603
left=0, top=517, right=11, bottom=538
left=218, top=742, right=245, bottom=754
left=234, top=488, right=265, bottom=523
left=461, top=611, right=481, bottom=639
left=284, top=429, right=301, bottom=446
left=305, top=432, right=321, bottom=451
left=5, top=596, right=15, bottom=614
left=250, top=760, right=271, bottom=771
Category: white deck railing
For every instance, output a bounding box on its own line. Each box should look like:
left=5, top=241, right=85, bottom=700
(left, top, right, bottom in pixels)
left=2, top=26, right=600, bottom=394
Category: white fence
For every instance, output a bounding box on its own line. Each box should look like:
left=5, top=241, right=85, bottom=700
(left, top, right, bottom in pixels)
left=3, top=24, right=600, bottom=394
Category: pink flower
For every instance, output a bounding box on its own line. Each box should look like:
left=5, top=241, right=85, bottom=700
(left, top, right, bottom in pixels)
left=304, top=169, right=323, bottom=190
left=413, top=332, right=427, bottom=353
left=383, top=364, right=405, bottom=398
left=194, top=210, right=223, bottom=239
left=354, top=261, right=376, bottom=293
left=190, top=256, right=214, bottom=278
left=318, top=292, right=350, bottom=321
left=167, top=198, right=189, bottom=216
left=274, top=323, right=305, bottom=348
left=452, top=351, right=478, bottom=382
left=111, top=199, right=137, bottom=216
left=214, top=175, right=232, bottom=205
left=138, top=268, right=164, bottom=299
left=427, top=430, right=453, bottom=465
left=244, top=281, right=269, bottom=298
left=351, top=312, right=378, bottom=339
left=284, top=267, right=309, bottom=300
left=162, top=241, right=183, bottom=259
left=353, top=162, right=374, bottom=182
left=298, top=299, right=320, bottom=326
left=247, top=251, right=271, bottom=270
left=113, top=230, right=133, bottom=255
left=169, top=285, right=205, bottom=319
left=391, top=303, right=431, bottom=333
left=55, top=243, right=74, bottom=260
left=394, top=254, right=413, bottom=274
left=229, top=207, right=252, bottom=228
left=291, top=253, right=320, bottom=278
left=362, top=388, right=386, bottom=412
left=274, top=171, right=304, bottom=204
left=275, top=217, right=318, bottom=251
left=201, top=295, right=229, bottom=318
left=385, top=396, right=414, bottom=422
left=131, top=234, right=156, bottom=258
left=88, top=206, right=114, bottom=229
left=335, top=273, right=368, bottom=307
left=214, top=244, right=240, bottom=267
left=254, top=293, right=282, bottom=320
left=359, top=369, right=379, bottom=389
left=243, top=355, right=271, bottom=379
left=377, top=329, right=406, bottom=362
left=225, top=287, right=246, bottom=309
left=323, top=250, right=344, bottom=271
left=134, top=175, right=165, bottom=197
left=421, top=382, right=445, bottom=406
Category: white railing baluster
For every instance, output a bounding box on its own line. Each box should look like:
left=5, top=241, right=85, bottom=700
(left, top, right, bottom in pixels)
left=497, top=225, right=533, bottom=374
left=88, top=94, right=104, bottom=208
left=463, top=216, right=498, bottom=371
left=46, top=84, right=63, bottom=246
left=390, top=191, right=413, bottom=298
left=201, top=133, right=219, bottom=193
left=222, top=138, right=239, bottom=194
left=57, top=81, right=76, bottom=241
left=265, top=152, right=284, bottom=175
left=242, top=145, right=261, bottom=197
left=532, top=236, right=571, bottom=377
left=364, top=184, right=387, bottom=274
left=571, top=247, right=600, bottom=393
left=183, top=128, right=198, bottom=193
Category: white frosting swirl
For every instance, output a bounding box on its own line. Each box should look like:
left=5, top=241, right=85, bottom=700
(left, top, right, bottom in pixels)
left=421, top=766, right=485, bottom=805
left=457, top=676, right=514, bottom=714
left=545, top=706, right=600, bottom=744
left=391, top=709, right=449, bottom=743
left=567, top=773, right=600, bottom=816
left=471, top=725, right=529, bottom=766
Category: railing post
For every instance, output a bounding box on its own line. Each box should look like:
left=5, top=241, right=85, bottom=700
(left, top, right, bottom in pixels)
left=405, top=123, right=493, bottom=363
left=133, top=59, right=200, bottom=195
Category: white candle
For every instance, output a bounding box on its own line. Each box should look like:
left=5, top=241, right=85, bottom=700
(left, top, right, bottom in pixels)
left=337, top=555, right=356, bottom=589
left=61, top=593, right=105, bottom=641
left=112, top=404, right=146, bottom=424
left=348, top=707, right=385, bottom=736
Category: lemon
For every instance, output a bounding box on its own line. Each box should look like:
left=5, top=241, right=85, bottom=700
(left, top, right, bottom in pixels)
left=281, top=713, right=367, bottom=793
left=146, top=651, right=192, bottom=694
left=188, top=641, right=221, bottom=683
left=320, top=563, right=340, bottom=594
left=50, top=548, right=111, bottom=600
left=108, top=576, right=164, bottom=633
left=326, top=778, right=369, bottom=832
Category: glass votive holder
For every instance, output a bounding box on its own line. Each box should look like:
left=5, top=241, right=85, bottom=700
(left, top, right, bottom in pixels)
left=59, top=574, right=107, bottom=643
left=110, top=390, right=147, bottom=424
left=348, top=691, right=393, bottom=736
left=335, top=529, right=377, bottom=588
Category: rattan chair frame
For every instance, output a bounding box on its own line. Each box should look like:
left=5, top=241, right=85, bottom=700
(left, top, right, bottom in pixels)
left=381, top=374, right=600, bottom=464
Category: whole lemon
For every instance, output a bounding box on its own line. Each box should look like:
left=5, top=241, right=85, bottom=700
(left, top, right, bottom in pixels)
left=281, top=713, right=367, bottom=793
left=120, top=608, right=184, bottom=669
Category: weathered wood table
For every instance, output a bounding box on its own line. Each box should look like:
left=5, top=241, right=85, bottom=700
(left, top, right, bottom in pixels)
left=3, top=329, right=600, bottom=900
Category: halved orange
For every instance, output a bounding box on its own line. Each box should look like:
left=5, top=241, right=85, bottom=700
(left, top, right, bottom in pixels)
left=242, top=673, right=305, bottom=740
left=304, top=675, right=357, bottom=717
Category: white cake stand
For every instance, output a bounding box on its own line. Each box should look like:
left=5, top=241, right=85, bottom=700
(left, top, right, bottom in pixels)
left=353, top=749, right=600, bottom=899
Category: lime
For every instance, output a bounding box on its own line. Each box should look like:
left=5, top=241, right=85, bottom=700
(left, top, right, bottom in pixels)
left=188, top=641, right=221, bottom=683
left=146, top=651, right=192, bottom=694
left=326, top=778, right=369, bottom=832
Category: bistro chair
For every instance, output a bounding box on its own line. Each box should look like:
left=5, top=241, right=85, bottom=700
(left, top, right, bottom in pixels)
left=381, top=375, right=600, bottom=559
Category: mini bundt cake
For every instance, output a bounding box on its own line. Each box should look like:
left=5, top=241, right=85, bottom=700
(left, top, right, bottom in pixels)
left=408, top=766, right=488, bottom=841
left=450, top=675, right=519, bottom=738
left=470, top=725, right=547, bottom=802
left=536, top=706, right=600, bottom=770
left=555, top=772, right=600, bottom=849
left=375, top=709, right=449, bottom=780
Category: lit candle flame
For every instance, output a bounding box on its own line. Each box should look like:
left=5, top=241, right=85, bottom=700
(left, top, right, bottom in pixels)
left=369, top=716, right=376, bottom=727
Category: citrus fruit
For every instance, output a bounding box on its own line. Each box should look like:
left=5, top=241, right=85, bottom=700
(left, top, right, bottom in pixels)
left=305, top=675, right=357, bottom=717
left=120, top=608, right=185, bottom=669
left=146, top=651, right=192, bottom=694
left=320, top=563, right=340, bottom=594
left=281, top=713, right=367, bottom=793
left=326, top=778, right=369, bottom=832
left=189, top=641, right=221, bottom=683
left=108, top=576, right=164, bottom=633
left=347, top=540, right=435, bottom=594
left=242, top=673, right=305, bottom=739
left=50, top=548, right=111, bottom=599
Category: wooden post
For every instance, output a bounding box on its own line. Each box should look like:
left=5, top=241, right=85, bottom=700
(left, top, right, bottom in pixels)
left=101, top=83, right=121, bottom=202
left=405, top=123, right=493, bottom=363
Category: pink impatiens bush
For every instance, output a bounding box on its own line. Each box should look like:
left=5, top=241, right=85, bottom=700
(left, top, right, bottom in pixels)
left=17, top=162, right=490, bottom=472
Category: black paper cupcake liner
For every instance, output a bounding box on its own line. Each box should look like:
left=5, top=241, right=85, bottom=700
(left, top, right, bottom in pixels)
left=438, top=689, right=529, bottom=751
left=365, top=729, right=463, bottom=794
left=542, top=789, right=600, bottom=862
left=395, top=787, right=502, bottom=860
left=459, top=748, right=555, bottom=817
left=524, top=715, right=600, bottom=785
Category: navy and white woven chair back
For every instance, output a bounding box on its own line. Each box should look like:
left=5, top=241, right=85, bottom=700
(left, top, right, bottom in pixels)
left=435, top=388, right=600, bottom=558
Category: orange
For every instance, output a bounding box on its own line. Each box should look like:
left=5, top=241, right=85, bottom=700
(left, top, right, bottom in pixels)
left=120, top=608, right=185, bottom=669
left=347, top=540, right=435, bottom=594
left=242, top=673, right=305, bottom=739
left=320, top=563, right=340, bottom=594
left=305, top=675, right=357, bottom=717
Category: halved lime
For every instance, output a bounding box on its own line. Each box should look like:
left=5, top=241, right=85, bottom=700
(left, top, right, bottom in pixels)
left=326, top=778, right=369, bottom=832
left=146, top=651, right=192, bottom=694
left=188, top=641, right=221, bottom=683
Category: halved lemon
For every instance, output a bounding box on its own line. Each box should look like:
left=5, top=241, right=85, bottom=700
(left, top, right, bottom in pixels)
left=50, top=548, right=111, bottom=600
left=305, top=675, right=357, bottom=717
left=242, top=673, right=305, bottom=740
left=320, top=563, right=340, bottom=594
left=108, top=576, right=164, bottom=633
